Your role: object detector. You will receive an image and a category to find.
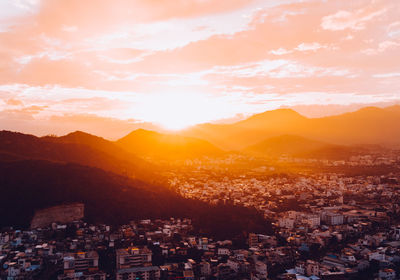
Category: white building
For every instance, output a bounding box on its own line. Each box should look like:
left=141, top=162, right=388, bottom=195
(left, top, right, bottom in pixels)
left=324, top=213, right=344, bottom=225
left=305, top=215, right=320, bottom=228
left=278, top=218, right=295, bottom=229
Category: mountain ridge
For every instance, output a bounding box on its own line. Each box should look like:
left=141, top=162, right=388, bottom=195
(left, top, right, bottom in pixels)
left=243, top=134, right=369, bottom=159
left=0, top=130, right=157, bottom=182
left=181, top=106, right=400, bottom=150
left=116, top=128, right=224, bottom=159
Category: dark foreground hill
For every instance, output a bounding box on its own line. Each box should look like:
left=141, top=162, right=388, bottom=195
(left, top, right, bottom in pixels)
left=0, top=159, right=271, bottom=239
left=0, top=130, right=157, bottom=183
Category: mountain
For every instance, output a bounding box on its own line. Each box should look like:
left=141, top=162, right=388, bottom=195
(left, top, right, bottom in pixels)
left=182, top=109, right=309, bottom=150
left=182, top=106, right=400, bottom=150
left=304, top=106, right=400, bottom=146
left=116, top=129, right=224, bottom=159
left=43, top=130, right=151, bottom=167
left=46, top=130, right=124, bottom=156
left=0, top=130, right=156, bottom=182
left=0, top=159, right=272, bottom=239
left=244, top=135, right=330, bottom=157
left=243, top=135, right=368, bottom=159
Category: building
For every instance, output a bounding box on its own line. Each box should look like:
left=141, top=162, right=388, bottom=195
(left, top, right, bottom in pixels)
left=324, top=213, right=344, bottom=225
left=116, top=266, right=161, bottom=280
left=305, top=215, right=320, bottom=228
left=58, top=251, right=106, bottom=280
left=249, top=233, right=259, bottom=248
left=116, top=247, right=152, bottom=269
left=378, top=268, right=396, bottom=280
left=278, top=218, right=295, bottom=229
left=306, top=260, right=319, bottom=276
left=200, top=261, right=211, bottom=276
left=252, top=261, right=267, bottom=280
left=116, top=247, right=160, bottom=280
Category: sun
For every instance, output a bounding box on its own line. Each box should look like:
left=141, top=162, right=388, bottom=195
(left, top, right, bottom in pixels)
left=134, top=92, right=216, bottom=131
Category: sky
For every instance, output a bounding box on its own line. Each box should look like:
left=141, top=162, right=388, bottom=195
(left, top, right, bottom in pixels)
left=0, top=0, right=399, bottom=138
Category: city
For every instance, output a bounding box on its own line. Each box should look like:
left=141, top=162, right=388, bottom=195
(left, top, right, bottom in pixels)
left=1, top=0, right=400, bottom=279
left=2, top=151, right=400, bottom=279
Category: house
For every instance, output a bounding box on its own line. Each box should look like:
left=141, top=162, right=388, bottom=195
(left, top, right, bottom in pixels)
left=306, top=260, right=319, bottom=277
left=116, top=266, right=161, bottom=280
left=58, top=251, right=106, bottom=280
left=116, top=247, right=152, bottom=269
left=378, top=268, right=396, bottom=280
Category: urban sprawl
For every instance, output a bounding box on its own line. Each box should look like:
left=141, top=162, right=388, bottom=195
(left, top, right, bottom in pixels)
left=2, top=153, right=400, bottom=280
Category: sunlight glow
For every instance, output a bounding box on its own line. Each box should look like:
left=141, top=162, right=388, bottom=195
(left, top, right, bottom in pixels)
left=134, top=92, right=221, bottom=131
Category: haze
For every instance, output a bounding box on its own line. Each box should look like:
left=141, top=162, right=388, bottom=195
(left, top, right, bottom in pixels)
left=0, top=0, right=399, bottom=137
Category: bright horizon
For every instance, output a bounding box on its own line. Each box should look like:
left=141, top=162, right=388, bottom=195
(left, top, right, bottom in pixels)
left=1, top=0, right=400, bottom=136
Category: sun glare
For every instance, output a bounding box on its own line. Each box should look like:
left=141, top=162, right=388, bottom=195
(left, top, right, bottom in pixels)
left=135, top=92, right=216, bottom=131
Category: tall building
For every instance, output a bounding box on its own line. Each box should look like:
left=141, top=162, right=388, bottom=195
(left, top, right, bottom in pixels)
left=116, top=247, right=152, bottom=269
left=58, top=251, right=106, bottom=280
left=325, top=213, right=344, bottom=225
left=116, top=266, right=161, bottom=280
left=116, top=247, right=160, bottom=280
left=248, top=233, right=259, bottom=248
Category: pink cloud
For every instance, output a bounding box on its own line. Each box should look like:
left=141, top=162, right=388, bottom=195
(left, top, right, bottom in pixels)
left=321, top=4, right=387, bottom=31
left=0, top=0, right=399, bottom=134
left=5, top=98, right=24, bottom=106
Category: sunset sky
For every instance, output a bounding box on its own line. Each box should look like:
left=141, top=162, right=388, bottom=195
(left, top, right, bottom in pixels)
left=0, top=0, right=399, bottom=137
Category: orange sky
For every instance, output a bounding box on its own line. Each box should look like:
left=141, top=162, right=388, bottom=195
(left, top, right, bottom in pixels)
left=0, top=0, right=399, bottom=137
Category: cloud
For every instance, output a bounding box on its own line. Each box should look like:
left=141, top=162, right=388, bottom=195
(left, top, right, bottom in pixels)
left=387, top=21, right=400, bottom=38
left=0, top=0, right=399, bottom=134
left=321, top=7, right=386, bottom=31
left=373, top=72, right=400, bottom=78
left=0, top=105, right=47, bottom=123
left=295, top=42, right=325, bottom=52
left=362, top=40, right=400, bottom=55
left=5, top=98, right=24, bottom=106
left=269, top=48, right=292, bottom=56
left=207, top=60, right=352, bottom=79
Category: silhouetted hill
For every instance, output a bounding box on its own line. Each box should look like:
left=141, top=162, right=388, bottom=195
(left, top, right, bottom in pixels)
left=236, top=109, right=306, bottom=129
left=0, top=159, right=272, bottom=239
left=298, top=145, right=369, bottom=160
left=183, top=109, right=306, bottom=150
left=0, top=130, right=156, bottom=182
left=244, top=135, right=330, bottom=157
left=44, top=130, right=155, bottom=172
left=182, top=106, right=400, bottom=150
left=45, top=131, right=122, bottom=156
left=305, top=106, right=400, bottom=146
left=117, top=129, right=224, bottom=159
left=244, top=135, right=370, bottom=160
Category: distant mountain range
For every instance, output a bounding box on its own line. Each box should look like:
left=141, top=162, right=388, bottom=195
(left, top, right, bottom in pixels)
left=2, top=105, right=399, bottom=163
left=244, top=135, right=332, bottom=158
left=243, top=135, right=371, bottom=159
left=182, top=106, right=400, bottom=150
